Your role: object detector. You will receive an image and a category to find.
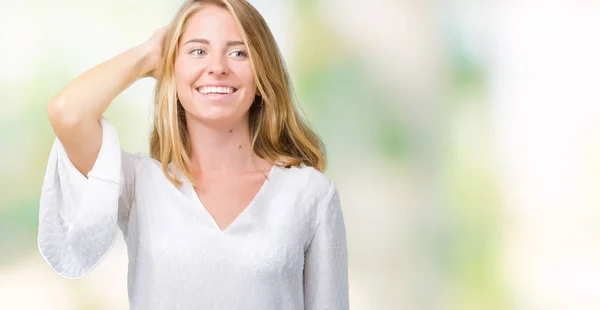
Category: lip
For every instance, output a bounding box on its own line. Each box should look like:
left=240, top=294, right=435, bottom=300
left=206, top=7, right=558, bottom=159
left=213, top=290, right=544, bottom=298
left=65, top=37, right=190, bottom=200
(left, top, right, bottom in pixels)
left=196, top=83, right=239, bottom=90
left=195, top=87, right=238, bottom=101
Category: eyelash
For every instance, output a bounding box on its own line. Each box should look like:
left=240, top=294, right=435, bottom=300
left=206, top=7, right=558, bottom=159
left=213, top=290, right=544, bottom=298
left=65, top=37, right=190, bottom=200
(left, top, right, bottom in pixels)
left=189, top=48, right=247, bottom=58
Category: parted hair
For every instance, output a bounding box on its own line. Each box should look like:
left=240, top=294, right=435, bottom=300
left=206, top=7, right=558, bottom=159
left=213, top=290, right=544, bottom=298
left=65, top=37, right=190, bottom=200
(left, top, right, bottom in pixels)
left=149, top=0, right=326, bottom=187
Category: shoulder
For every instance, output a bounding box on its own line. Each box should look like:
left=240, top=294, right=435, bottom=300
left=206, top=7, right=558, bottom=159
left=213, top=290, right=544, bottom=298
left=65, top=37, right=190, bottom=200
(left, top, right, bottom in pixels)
left=281, top=163, right=334, bottom=186
left=278, top=164, right=338, bottom=205
left=120, top=151, right=163, bottom=178
left=280, top=165, right=343, bottom=246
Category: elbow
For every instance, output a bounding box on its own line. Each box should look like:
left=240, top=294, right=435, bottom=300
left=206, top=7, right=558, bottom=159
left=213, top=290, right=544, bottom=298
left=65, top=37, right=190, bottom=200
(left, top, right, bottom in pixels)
left=47, top=97, right=82, bottom=130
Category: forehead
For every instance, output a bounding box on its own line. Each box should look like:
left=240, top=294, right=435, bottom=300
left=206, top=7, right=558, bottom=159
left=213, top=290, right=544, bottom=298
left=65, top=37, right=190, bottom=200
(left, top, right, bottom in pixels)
left=180, top=5, right=242, bottom=43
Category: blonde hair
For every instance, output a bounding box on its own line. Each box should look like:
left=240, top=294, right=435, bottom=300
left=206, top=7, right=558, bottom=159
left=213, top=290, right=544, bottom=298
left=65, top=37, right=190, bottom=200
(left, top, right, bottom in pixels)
left=150, top=0, right=326, bottom=187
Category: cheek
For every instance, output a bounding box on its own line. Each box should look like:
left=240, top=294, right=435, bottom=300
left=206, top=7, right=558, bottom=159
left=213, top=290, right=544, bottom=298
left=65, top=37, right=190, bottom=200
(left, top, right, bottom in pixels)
left=239, top=67, right=256, bottom=95
left=174, top=58, right=199, bottom=86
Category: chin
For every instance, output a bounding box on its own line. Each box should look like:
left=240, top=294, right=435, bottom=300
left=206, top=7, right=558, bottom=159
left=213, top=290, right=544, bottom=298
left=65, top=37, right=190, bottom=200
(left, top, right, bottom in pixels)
left=188, top=108, right=247, bottom=128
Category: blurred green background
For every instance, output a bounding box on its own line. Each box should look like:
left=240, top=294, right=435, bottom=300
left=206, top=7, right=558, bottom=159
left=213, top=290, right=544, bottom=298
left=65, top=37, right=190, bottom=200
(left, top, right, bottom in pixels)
left=2, top=0, right=600, bottom=309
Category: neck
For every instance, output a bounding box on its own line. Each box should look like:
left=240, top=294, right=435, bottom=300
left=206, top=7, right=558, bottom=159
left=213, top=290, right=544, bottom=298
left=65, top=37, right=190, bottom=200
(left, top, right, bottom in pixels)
left=185, top=114, right=262, bottom=177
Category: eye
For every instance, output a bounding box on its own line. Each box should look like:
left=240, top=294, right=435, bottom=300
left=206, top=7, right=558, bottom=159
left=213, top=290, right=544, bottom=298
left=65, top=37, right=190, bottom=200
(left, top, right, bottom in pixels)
left=190, top=48, right=206, bottom=56
left=230, top=50, right=248, bottom=58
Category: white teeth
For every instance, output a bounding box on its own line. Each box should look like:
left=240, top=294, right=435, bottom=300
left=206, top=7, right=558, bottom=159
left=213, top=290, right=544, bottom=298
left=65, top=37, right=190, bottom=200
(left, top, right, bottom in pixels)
left=199, top=86, right=235, bottom=94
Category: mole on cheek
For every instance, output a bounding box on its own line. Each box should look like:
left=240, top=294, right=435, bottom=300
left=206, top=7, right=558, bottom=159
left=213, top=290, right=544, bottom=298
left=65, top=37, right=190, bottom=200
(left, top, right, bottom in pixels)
left=229, top=129, right=233, bottom=133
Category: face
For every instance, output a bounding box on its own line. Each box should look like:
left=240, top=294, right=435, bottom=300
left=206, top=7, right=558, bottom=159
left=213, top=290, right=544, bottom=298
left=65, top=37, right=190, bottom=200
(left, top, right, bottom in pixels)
left=174, top=5, right=256, bottom=127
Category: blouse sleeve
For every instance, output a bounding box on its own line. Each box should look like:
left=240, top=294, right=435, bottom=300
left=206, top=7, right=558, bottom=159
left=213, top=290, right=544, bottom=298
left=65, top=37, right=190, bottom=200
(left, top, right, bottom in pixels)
left=303, top=181, right=350, bottom=309
left=37, top=117, right=137, bottom=279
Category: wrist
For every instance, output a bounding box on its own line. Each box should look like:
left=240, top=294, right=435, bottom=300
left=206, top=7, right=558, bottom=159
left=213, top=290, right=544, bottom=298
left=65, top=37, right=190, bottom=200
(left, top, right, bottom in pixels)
left=136, top=43, right=157, bottom=79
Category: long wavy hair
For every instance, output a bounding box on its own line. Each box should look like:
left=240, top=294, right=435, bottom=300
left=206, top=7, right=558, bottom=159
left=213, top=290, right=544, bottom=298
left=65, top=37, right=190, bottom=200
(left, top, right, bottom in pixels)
left=150, top=0, right=326, bottom=187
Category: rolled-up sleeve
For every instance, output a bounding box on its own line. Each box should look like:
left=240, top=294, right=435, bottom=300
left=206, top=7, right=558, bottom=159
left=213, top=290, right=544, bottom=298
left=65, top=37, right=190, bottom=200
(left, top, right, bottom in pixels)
left=37, top=117, right=135, bottom=279
left=303, top=181, right=349, bottom=309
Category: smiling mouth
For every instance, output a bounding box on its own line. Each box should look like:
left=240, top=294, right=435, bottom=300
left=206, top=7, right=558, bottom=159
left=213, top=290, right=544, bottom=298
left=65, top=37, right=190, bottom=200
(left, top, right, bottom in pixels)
left=196, top=86, right=239, bottom=95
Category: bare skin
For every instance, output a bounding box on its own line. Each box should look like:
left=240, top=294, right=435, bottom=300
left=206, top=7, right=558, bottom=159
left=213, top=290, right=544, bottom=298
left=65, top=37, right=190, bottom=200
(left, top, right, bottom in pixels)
left=178, top=7, right=272, bottom=231
left=47, top=26, right=167, bottom=176
left=47, top=6, right=272, bottom=231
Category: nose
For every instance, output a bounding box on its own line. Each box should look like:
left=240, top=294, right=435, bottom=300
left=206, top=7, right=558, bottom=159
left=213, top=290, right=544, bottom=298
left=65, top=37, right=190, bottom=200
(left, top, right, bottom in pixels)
left=207, top=54, right=228, bottom=76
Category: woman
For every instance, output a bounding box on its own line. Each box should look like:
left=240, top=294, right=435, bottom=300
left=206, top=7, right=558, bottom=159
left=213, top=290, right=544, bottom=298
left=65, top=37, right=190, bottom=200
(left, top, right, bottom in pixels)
left=37, top=0, right=349, bottom=309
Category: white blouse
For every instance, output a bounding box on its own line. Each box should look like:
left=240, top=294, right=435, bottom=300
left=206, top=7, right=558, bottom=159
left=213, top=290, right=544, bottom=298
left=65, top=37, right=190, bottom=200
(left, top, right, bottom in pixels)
left=37, top=118, right=349, bottom=310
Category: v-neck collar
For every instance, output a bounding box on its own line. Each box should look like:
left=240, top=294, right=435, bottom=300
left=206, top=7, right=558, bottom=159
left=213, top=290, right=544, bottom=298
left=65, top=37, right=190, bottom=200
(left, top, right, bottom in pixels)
left=175, top=163, right=280, bottom=234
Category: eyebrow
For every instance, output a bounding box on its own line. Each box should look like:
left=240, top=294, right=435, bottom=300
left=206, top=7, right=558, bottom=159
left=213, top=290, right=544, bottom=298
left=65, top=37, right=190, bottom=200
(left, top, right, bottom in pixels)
left=183, top=38, right=245, bottom=47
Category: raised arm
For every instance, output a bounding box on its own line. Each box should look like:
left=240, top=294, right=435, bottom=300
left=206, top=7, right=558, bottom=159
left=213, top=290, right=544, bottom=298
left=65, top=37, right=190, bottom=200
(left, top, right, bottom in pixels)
left=38, top=27, right=167, bottom=279
left=46, top=26, right=166, bottom=176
